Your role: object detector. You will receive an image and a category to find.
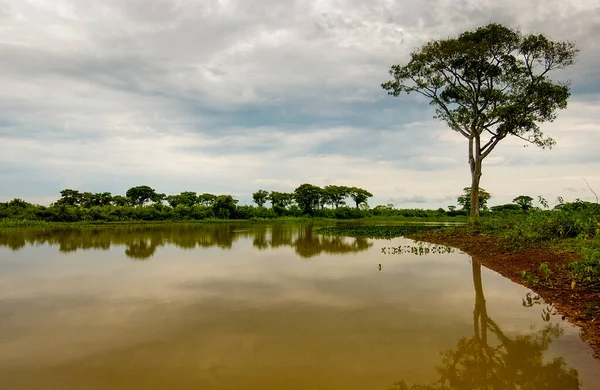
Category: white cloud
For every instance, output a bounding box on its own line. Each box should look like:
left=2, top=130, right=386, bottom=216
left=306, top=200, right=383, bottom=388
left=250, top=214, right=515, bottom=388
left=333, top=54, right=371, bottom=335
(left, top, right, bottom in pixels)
left=0, top=0, right=599, bottom=208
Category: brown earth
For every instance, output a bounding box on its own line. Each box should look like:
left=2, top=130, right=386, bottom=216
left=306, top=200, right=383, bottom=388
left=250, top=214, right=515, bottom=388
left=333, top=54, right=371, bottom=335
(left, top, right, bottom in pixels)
left=408, top=230, right=600, bottom=358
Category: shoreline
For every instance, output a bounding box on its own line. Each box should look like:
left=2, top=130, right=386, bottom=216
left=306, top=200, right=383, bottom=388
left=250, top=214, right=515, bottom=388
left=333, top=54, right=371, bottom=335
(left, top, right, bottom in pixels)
left=408, top=229, right=600, bottom=359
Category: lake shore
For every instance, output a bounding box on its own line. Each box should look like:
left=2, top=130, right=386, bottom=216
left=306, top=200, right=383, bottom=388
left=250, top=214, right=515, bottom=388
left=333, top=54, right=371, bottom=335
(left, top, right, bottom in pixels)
left=408, top=228, right=600, bottom=359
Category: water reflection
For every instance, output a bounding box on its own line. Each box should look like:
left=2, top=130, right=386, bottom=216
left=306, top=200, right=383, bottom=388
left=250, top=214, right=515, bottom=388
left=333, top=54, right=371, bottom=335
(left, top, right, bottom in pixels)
left=391, top=256, right=580, bottom=389
left=0, top=230, right=596, bottom=389
left=0, top=224, right=372, bottom=259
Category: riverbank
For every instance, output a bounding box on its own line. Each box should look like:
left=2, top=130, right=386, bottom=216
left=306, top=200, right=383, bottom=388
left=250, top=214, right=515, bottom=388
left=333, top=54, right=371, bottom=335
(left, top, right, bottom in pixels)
left=0, top=216, right=466, bottom=229
left=407, top=227, right=600, bottom=358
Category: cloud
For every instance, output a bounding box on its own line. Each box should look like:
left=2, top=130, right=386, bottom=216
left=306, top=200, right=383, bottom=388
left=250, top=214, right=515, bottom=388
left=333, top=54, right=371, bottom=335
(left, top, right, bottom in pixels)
left=0, top=0, right=599, bottom=208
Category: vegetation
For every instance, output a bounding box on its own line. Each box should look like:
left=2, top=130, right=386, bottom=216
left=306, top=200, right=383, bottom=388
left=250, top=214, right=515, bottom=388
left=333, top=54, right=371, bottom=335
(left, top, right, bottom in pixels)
left=382, top=23, right=578, bottom=220
left=316, top=225, right=446, bottom=239
left=0, top=184, right=469, bottom=224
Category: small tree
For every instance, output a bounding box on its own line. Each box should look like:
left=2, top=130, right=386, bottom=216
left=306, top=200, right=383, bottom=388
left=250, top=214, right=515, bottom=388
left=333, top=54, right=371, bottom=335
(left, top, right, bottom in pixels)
left=513, top=195, right=534, bottom=211
left=349, top=187, right=373, bottom=209
left=458, top=187, right=491, bottom=212
left=382, top=23, right=578, bottom=221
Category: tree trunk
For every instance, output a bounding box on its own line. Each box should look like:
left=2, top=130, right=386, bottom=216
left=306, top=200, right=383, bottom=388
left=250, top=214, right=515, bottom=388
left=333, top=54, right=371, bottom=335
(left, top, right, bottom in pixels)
left=469, top=136, right=483, bottom=222
left=472, top=259, right=488, bottom=344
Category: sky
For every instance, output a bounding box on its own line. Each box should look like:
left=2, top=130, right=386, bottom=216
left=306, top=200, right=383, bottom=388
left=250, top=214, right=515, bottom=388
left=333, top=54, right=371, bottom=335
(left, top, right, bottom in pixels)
left=1, top=0, right=599, bottom=209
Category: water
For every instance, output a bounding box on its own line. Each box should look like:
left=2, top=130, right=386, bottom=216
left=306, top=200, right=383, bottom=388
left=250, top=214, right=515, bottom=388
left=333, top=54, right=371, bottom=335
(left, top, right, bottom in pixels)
left=0, top=224, right=598, bottom=389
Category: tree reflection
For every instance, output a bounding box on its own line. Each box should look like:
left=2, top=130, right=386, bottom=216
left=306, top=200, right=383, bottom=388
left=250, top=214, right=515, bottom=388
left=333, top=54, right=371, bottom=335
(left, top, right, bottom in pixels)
left=390, top=258, right=580, bottom=390
left=0, top=224, right=372, bottom=260
left=125, top=238, right=159, bottom=260
left=293, top=225, right=372, bottom=258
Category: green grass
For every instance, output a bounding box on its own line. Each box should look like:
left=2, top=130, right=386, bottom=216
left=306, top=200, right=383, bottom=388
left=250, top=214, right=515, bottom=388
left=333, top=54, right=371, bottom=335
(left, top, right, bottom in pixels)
left=315, top=224, right=447, bottom=239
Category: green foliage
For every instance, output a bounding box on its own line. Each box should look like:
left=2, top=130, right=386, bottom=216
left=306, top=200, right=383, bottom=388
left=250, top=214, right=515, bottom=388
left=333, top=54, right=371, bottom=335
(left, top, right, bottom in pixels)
left=293, top=183, right=323, bottom=215
left=383, top=23, right=578, bottom=220
left=513, top=195, right=534, bottom=211
left=126, top=185, right=159, bottom=206
left=212, top=195, right=238, bottom=219
left=166, top=192, right=198, bottom=207
left=323, top=185, right=350, bottom=208
left=316, top=225, right=444, bottom=239
left=349, top=187, right=373, bottom=209
left=490, top=203, right=522, bottom=214
left=457, top=187, right=491, bottom=212
left=539, top=263, right=552, bottom=285
left=252, top=189, right=269, bottom=207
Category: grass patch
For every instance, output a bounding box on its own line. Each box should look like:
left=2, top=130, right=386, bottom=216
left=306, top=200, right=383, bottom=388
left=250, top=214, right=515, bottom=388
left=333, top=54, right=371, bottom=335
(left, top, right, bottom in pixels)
left=315, top=224, right=447, bottom=239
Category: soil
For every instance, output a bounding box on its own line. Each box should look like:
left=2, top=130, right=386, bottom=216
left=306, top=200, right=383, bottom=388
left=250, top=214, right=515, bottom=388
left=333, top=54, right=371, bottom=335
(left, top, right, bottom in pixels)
left=408, top=230, right=600, bottom=358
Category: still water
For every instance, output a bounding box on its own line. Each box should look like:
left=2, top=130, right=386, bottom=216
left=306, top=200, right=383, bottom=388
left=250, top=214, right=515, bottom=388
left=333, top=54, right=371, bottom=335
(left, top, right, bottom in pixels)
left=0, top=224, right=598, bottom=389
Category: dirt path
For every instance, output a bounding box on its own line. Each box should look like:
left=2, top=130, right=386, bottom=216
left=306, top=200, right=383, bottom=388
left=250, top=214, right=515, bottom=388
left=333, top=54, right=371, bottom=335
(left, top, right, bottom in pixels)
left=408, top=230, right=600, bottom=358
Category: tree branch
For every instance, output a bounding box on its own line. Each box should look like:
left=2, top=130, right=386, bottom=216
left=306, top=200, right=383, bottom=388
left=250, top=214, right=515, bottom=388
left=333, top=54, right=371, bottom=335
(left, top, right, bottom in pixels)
left=583, top=177, right=599, bottom=204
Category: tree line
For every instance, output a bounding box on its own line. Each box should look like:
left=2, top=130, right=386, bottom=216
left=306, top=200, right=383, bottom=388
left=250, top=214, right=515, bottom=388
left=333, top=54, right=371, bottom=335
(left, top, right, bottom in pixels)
left=0, top=184, right=376, bottom=222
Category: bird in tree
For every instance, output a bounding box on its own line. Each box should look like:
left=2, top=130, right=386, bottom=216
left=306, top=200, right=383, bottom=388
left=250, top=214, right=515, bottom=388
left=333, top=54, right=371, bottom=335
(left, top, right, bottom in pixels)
left=382, top=23, right=578, bottom=221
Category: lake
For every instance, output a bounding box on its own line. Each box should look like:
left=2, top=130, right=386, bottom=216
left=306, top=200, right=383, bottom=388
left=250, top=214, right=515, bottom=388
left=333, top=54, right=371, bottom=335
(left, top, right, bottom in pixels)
left=0, top=223, right=598, bottom=389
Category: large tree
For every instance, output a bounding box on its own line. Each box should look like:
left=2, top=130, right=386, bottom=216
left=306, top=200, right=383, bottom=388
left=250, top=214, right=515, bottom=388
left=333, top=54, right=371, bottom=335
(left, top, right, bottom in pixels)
left=382, top=23, right=578, bottom=221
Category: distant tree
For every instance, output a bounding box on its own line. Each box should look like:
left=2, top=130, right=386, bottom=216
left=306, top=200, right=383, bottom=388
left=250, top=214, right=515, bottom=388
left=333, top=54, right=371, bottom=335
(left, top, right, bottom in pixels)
left=111, top=195, right=130, bottom=207
left=382, top=23, right=578, bottom=221
left=56, top=189, right=82, bottom=206
left=79, top=192, right=95, bottom=208
left=126, top=185, right=159, bottom=206
left=167, top=192, right=197, bottom=207
left=294, top=184, right=323, bottom=215
left=457, top=187, right=491, bottom=212
left=490, top=203, right=522, bottom=213
left=349, top=187, right=373, bottom=209
left=252, top=189, right=269, bottom=207
left=268, top=191, right=293, bottom=208
left=324, top=185, right=350, bottom=208
left=90, top=192, right=112, bottom=207
left=198, top=193, right=217, bottom=207
left=212, top=195, right=238, bottom=219
left=513, top=195, right=534, bottom=211
left=268, top=191, right=294, bottom=216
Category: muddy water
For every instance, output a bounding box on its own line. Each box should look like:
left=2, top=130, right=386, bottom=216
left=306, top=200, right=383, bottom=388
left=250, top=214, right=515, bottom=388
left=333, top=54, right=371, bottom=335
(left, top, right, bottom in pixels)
left=0, top=224, right=598, bottom=389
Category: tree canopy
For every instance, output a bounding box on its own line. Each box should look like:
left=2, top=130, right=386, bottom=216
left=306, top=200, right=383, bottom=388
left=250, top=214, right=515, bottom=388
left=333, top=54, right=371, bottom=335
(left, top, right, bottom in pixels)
left=382, top=23, right=578, bottom=221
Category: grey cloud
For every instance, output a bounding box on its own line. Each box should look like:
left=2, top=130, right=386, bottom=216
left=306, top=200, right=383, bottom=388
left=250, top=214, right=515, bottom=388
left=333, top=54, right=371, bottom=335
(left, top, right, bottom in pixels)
left=388, top=195, right=455, bottom=206
left=1, top=0, right=599, bottom=206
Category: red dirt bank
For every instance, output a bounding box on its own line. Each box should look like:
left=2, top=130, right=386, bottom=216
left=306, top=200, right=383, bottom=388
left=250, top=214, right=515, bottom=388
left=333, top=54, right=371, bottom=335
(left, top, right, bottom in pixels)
left=409, top=230, right=600, bottom=358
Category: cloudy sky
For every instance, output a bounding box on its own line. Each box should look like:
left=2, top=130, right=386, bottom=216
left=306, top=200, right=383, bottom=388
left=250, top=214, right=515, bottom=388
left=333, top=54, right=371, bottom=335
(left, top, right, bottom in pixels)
left=1, top=0, right=599, bottom=208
